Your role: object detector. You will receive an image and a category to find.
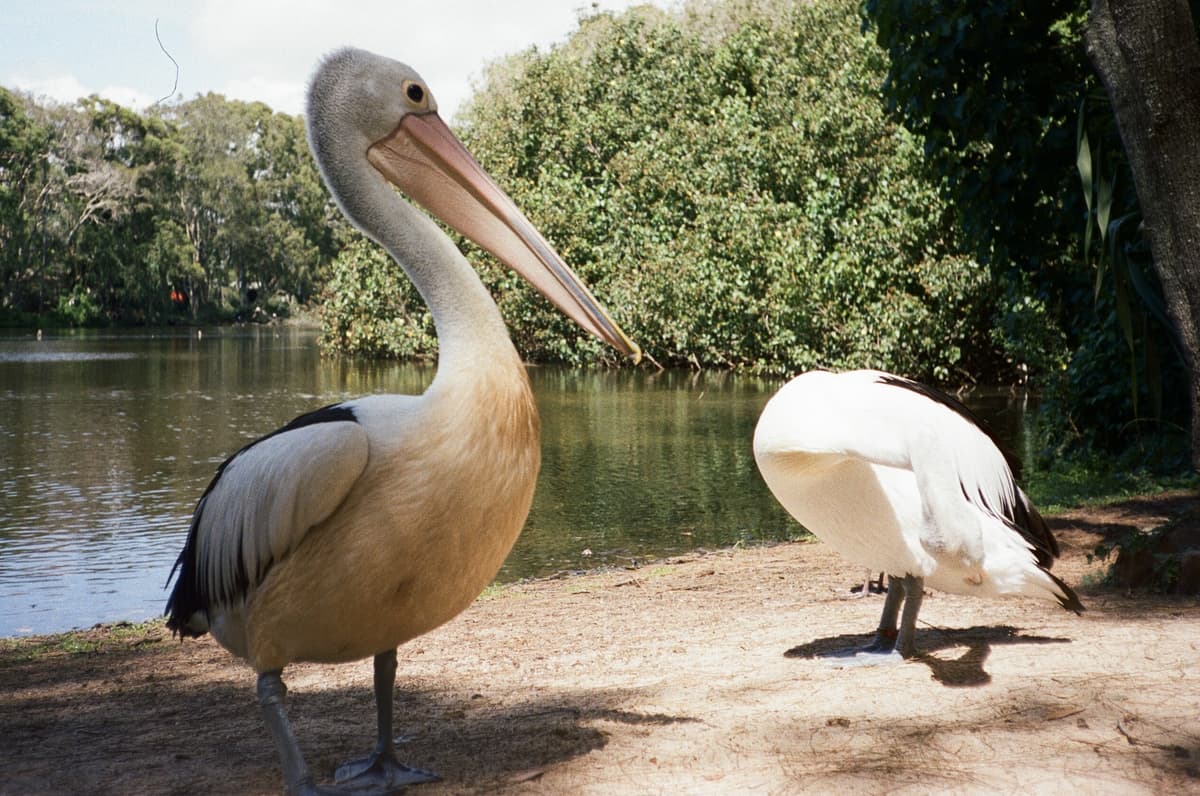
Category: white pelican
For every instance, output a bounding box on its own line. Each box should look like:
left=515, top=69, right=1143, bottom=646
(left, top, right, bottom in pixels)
left=165, top=48, right=639, bottom=795
left=753, top=369, right=1082, bottom=661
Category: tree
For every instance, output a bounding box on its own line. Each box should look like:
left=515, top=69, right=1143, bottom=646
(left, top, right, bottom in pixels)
left=1, top=86, right=340, bottom=326
left=149, top=94, right=334, bottom=320
left=248, top=110, right=341, bottom=306
left=0, top=88, right=54, bottom=315
left=1085, top=0, right=1200, bottom=472
left=862, top=0, right=1192, bottom=465
left=444, top=0, right=994, bottom=376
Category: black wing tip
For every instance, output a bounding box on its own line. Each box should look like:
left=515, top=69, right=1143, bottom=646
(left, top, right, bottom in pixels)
left=1017, top=497, right=1081, bottom=614
left=1015, top=494, right=1060, bottom=568
left=1048, top=570, right=1085, bottom=615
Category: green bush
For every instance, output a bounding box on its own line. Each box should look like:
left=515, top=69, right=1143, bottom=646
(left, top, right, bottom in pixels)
left=54, top=284, right=103, bottom=327
left=455, top=0, right=997, bottom=377
left=323, top=0, right=998, bottom=380
left=318, top=238, right=436, bottom=358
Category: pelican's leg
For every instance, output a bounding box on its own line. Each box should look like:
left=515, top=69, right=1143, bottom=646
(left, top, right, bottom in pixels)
left=817, top=574, right=913, bottom=667
left=258, top=670, right=322, bottom=796
left=849, top=569, right=873, bottom=598
left=820, top=574, right=906, bottom=666
left=894, top=574, right=925, bottom=658
left=334, top=649, right=439, bottom=790
left=861, top=574, right=904, bottom=653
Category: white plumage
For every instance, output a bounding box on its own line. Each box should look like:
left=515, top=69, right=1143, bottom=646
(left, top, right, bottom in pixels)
left=753, top=369, right=1082, bottom=660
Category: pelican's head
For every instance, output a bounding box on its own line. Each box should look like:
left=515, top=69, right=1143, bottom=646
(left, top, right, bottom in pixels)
left=307, top=47, right=640, bottom=362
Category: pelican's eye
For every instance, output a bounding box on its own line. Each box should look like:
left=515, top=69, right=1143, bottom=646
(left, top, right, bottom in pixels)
left=403, top=81, right=427, bottom=107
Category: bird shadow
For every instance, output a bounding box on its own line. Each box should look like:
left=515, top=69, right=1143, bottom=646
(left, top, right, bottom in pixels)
left=0, top=640, right=697, bottom=795
left=294, top=683, right=699, bottom=790
left=783, top=624, right=1071, bottom=687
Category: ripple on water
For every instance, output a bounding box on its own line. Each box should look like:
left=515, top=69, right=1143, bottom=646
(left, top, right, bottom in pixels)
left=0, top=351, right=141, bottom=363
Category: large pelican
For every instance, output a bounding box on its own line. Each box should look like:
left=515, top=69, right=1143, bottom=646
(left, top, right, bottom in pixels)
left=165, top=48, right=639, bottom=794
left=753, top=369, right=1082, bottom=661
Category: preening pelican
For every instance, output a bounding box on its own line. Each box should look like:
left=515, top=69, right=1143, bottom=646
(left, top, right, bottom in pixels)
left=753, top=369, right=1082, bottom=661
left=165, top=48, right=639, bottom=795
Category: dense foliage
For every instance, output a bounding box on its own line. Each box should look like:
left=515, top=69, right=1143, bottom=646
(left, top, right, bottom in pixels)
left=319, top=238, right=435, bottom=358
left=862, top=0, right=1192, bottom=463
left=1, top=0, right=1192, bottom=468
left=0, top=87, right=344, bottom=325
left=326, top=0, right=995, bottom=378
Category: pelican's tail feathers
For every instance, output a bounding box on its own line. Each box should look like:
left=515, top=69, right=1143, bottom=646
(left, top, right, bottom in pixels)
left=948, top=559, right=1084, bottom=614
left=978, top=550, right=1085, bottom=614
left=942, top=519, right=1084, bottom=614
left=165, top=493, right=213, bottom=639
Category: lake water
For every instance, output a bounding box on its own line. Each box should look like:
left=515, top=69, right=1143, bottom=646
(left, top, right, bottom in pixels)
left=0, top=327, right=1032, bottom=637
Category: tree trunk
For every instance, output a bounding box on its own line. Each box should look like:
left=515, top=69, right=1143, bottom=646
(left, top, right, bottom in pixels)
left=1086, top=0, right=1200, bottom=472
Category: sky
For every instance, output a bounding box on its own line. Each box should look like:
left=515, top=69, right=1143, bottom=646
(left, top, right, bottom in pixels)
left=1, top=0, right=671, bottom=121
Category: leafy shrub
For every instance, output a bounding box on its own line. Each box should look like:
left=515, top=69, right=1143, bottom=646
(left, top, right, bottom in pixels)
left=55, top=284, right=103, bottom=326
left=324, top=0, right=999, bottom=380
left=319, top=238, right=436, bottom=358
left=455, top=0, right=998, bottom=378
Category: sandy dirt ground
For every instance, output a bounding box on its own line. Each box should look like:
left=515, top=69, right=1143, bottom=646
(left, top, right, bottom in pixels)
left=1, top=491, right=1197, bottom=795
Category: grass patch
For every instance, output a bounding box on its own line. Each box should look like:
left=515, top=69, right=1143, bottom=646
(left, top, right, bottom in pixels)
left=475, top=582, right=512, bottom=602
left=1026, top=461, right=1197, bottom=515
left=0, top=619, right=168, bottom=663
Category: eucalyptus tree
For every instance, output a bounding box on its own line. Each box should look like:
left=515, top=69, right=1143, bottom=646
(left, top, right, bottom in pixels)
left=245, top=108, right=339, bottom=307
left=153, top=94, right=331, bottom=319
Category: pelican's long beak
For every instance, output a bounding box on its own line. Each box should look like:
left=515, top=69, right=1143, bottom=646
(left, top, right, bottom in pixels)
left=367, top=111, right=640, bottom=362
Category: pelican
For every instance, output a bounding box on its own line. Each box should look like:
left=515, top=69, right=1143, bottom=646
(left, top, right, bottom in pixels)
left=753, top=369, right=1082, bottom=661
left=164, top=48, right=639, bottom=794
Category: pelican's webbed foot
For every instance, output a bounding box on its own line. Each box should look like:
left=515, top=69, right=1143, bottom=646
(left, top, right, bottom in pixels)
left=848, top=574, right=923, bottom=663
left=817, top=631, right=904, bottom=665
left=818, top=574, right=924, bottom=666
left=860, top=627, right=898, bottom=654
left=327, top=648, right=440, bottom=792
left=334, top=749, right=439, bottom=791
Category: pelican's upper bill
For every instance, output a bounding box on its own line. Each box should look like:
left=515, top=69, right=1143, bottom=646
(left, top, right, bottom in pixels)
left=366, top=110, right=641, bottom=363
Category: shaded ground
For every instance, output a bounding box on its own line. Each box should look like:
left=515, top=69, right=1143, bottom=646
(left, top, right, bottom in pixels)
left=2, top=491, right=1198, bottom=795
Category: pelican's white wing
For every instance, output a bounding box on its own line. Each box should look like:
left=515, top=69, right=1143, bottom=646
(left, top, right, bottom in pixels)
left=753, top=370, right=940, bottom=574
left=166, top=404, right=369, bottom=633
left=754, top=369, right=1080, bottom=611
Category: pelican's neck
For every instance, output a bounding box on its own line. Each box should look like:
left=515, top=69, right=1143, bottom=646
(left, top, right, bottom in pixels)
left=323, top=149, right=523, bottom=388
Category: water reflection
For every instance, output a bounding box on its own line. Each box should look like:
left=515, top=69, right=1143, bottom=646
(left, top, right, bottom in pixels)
left=516, top=367, right=790, bottom=579
left=0, top=329, right=1030, bottom=636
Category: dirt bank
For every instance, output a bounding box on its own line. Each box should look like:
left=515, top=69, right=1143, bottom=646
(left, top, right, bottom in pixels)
left=2, top=492, right=1197, bottom=795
